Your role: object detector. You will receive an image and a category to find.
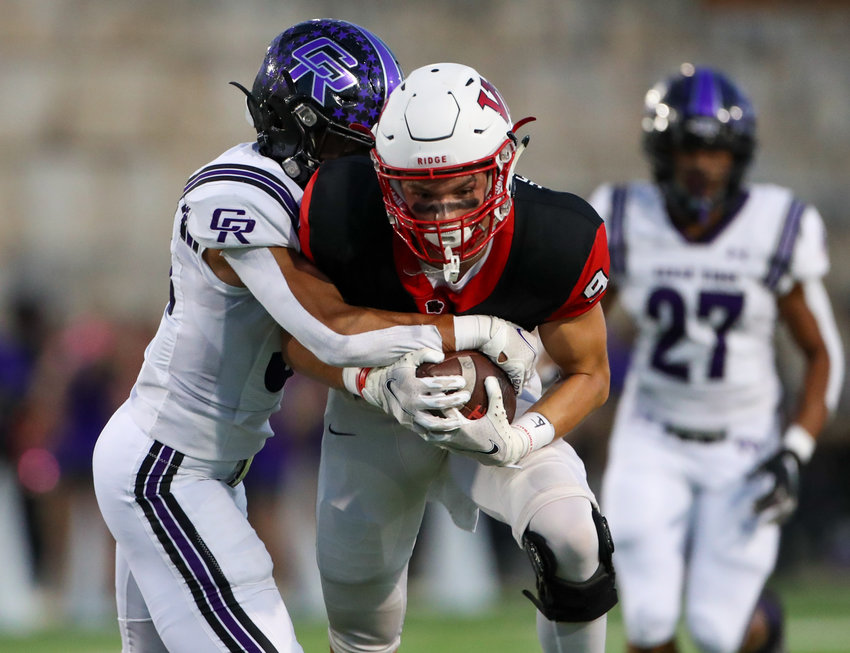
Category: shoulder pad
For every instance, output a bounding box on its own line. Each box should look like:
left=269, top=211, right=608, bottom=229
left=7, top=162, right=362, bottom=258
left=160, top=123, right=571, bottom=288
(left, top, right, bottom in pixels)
left=587, top=183, right=615, bottom=220
left=182, top=144, right=304, bottom=250
left=791, top=203, right=829, bottom=281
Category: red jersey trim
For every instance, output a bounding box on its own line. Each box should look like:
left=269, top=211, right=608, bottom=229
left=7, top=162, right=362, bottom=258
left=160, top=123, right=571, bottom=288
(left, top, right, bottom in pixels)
left=298, top=172, right=318, bottom=263
left=547, top=222, right=610, bottom=321
left=393, top=212, right=516, bottom=314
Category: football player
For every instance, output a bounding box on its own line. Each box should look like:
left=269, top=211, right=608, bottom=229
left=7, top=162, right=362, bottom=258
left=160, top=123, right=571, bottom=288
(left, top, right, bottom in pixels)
left=92, top=24, right=534, bottom=653
left=590, top=64, right=844, bottom=653
left=283, top=62, right=617, bottom=653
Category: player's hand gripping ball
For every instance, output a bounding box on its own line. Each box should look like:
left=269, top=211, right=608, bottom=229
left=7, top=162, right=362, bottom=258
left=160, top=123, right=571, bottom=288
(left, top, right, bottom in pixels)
left=417, top=350, right=516, bottom=422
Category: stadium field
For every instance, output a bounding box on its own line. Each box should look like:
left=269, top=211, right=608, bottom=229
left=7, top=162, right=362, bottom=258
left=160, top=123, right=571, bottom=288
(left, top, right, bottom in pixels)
left=1, top=574, right=847, bottom=652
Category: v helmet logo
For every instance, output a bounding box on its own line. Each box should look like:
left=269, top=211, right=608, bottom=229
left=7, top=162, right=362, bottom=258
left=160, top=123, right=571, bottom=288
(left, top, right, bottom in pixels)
left=477, top=77, right=510, bottom=123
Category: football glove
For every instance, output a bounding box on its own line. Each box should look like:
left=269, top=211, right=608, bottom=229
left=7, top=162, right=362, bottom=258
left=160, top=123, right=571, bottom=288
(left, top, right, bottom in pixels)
left=343, top=349, right=470, bottom=431
left=749, top=424, right=815, bottom=526
left=453, top=315, right=538, bottom=394
left=418, top=377, right=555, bottom=467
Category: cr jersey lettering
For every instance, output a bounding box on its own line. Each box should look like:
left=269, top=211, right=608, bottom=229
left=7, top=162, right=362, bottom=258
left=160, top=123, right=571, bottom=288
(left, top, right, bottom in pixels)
left=290, top=37, right=358, bottom=104
left=211, top=208, right=255, bottom=244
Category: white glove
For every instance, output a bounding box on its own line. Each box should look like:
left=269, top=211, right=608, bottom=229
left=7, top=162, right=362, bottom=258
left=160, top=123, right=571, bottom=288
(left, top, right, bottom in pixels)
left=454, top=315, right=537, bottom=394
left=343, top=349, right=470, bottom=430
left=419, top=377, right=555, bottom=466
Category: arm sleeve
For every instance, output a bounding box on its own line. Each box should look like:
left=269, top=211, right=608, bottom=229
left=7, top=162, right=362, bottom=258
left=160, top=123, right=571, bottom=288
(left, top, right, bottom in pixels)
left=787, top=204, right=843, bottom=415
left=186, top=179, right=301, bottom=251
left=222, top=247, right=443, bottom=367
left=786, top=205, right=829, bottom=285
left=587, top=183, right=613, bottom=219
left=802, top=278, right=845, bottom=415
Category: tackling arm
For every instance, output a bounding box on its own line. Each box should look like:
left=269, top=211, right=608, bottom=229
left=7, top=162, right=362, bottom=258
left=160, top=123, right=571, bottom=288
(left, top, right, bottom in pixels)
left=267, top=247, right=454, bottom=347
left=223, top=246, right=453, bottom=368
left=280, top=330, right=345, bottom=389
left=213, top=245, right=533, bottom=376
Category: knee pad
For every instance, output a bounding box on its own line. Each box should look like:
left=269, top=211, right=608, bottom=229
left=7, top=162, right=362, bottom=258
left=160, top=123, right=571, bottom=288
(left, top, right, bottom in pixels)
left=521, top=506, right=618, bottom=622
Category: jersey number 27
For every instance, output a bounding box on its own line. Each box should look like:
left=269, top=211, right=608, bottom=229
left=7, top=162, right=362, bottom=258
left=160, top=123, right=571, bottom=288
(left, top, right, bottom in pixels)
left=647, top=287, right=744, bottom=381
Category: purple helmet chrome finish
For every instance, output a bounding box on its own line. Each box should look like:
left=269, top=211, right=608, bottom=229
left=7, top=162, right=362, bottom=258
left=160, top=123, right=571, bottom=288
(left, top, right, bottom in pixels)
left=235, top=18, right=403, bottom=186
left=642, top=63, right=757, bottom=220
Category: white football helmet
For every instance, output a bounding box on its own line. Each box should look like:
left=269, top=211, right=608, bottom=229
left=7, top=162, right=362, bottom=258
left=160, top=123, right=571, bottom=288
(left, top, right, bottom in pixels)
left=373, top=63, right=533, bottom=281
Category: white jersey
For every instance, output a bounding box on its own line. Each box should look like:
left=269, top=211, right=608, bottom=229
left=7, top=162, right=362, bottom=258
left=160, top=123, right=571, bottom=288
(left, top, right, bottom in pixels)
left=129, top=143, right=306, bottom=461
left=590, top=181, right=829, bottom=430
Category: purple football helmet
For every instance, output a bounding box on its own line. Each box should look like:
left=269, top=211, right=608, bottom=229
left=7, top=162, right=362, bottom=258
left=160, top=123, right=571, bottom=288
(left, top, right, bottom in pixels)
left=642, top=63, right=757, bottom=220
left=232, top=19, right=404, bottom=186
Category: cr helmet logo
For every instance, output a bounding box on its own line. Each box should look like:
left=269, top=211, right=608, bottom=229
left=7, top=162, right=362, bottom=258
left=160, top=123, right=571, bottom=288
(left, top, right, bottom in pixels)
left=289, top=37, right=358, bottom=105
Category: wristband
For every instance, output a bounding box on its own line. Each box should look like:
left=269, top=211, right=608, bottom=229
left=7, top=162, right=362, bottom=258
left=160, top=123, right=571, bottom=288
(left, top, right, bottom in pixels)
left=783, top=424, right=816, bottom=464
left=342, top=367, right=372, bottom=396
left=512, top=411, right=556, bottom=453
left=453, top=315, right=492, bottom=351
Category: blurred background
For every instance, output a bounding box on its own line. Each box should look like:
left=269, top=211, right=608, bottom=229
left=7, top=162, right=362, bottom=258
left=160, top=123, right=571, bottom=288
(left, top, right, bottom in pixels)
left=1, top=0, right=849, bottom=636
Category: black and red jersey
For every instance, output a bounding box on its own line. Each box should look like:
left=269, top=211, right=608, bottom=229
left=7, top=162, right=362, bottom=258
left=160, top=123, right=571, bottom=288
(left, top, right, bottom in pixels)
left=299, top=156, right=609, bottom=332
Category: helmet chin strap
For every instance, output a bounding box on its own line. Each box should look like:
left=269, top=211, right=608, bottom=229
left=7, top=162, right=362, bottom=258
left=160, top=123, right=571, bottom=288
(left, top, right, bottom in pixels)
left=442, top=246, right=461, bottom=283
left=505, top=133, right=531, bottom=190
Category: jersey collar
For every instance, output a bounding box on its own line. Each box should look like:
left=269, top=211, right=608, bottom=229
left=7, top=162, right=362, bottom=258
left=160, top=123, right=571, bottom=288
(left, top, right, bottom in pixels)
left=392, top=210, right=516, bottom=314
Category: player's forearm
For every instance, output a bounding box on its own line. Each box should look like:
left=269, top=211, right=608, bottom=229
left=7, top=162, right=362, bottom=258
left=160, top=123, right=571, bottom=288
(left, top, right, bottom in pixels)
left=322, top=302, right=455, bottom=347
left=785, top=279, right=845, bottom=438
left=281, top=332, right=344, bottom=390
left=532, top=367, right=610, bottom=438
left=263, top=246, right=460, bottom=359
left=792, top=346, right=831, bottom=439
left=534, top=304, right=610, bottom=437
left=801, top=279, right=844, bottom=422
left=224, top=246, right=445, bottom=367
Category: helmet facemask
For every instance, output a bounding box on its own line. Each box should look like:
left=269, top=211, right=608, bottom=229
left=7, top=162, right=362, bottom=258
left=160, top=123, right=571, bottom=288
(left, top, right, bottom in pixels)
left=372, top=62, right=534, bottom=282
left=375, top=131, right=527, bottom=282
left=663, top=130, right=737, bottom=225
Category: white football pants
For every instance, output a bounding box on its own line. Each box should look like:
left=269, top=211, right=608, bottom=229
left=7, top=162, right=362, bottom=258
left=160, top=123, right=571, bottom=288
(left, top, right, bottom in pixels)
left=316, top=389, right=604, bottom=653
left=602, top=401, right=781, bottom=653
left=93, top=403, right=302, bottom=653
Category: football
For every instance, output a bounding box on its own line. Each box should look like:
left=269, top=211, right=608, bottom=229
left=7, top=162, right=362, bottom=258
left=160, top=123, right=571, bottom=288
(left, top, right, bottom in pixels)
left=416, top=350, right=517, bottom=421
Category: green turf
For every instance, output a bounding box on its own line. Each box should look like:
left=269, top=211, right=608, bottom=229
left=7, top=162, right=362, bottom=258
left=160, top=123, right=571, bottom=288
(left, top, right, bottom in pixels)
left=2, top=575, right=847, bottom=652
